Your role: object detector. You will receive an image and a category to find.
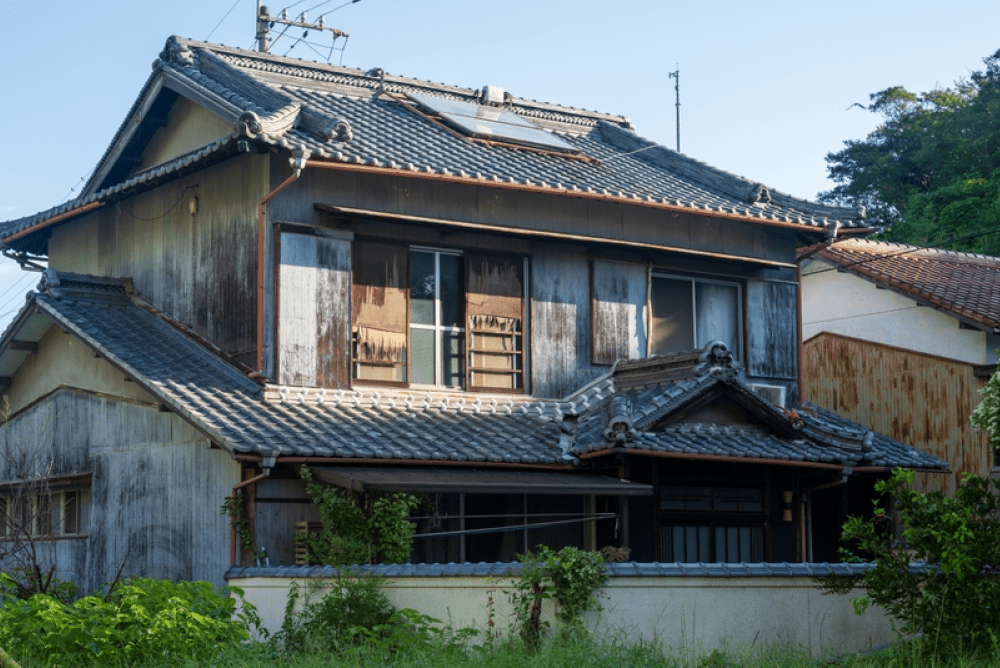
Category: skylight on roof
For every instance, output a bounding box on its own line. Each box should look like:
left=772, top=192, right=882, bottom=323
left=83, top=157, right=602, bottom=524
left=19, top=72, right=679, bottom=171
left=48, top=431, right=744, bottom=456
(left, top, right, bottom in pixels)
left=409, top=93, right=577, bottom=153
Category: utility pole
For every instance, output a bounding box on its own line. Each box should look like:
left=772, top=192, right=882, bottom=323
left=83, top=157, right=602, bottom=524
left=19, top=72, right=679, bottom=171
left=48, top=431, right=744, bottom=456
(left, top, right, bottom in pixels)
left=668, top=66, right=680, bottom=152
left=255, top=1, right=351, bottom=54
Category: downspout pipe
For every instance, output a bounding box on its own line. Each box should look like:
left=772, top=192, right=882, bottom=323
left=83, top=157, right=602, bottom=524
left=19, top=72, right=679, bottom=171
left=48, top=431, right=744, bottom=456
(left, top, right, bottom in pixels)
left=229, top=451, right=278, bottom=567
left=255, top=148, right=308, bottom=375
left=799, top=473, right=849, bottom=562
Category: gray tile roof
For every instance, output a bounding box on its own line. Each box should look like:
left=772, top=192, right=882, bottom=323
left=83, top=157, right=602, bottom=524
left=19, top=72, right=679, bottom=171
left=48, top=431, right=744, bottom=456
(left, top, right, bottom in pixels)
left=564, top=344, right=948, bottom=471
left=2, top=272, right=945, bottom=473
left=0, top=36, right=865, bottom=247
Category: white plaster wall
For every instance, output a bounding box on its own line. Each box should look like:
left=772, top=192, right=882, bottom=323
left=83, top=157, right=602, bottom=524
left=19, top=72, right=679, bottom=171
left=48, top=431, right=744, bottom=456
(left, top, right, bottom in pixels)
left=801, top=258, right=986, bottom=364
left=231, top=575, right=893, bottom=656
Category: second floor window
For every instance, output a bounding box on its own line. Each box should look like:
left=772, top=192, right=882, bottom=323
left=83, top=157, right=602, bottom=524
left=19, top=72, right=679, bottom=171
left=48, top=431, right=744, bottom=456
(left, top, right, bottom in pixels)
left=650, top=274, right=741, bottom=358
left=410, top=249, right=465, bottom=387
left=352, top=239, right=525, bottom=392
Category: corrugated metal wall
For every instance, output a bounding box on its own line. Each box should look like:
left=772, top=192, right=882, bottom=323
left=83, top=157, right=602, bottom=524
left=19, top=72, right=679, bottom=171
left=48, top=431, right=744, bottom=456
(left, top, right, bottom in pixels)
left=803, top=332, right=990, bottom=495
left=0, top=389, right=238, bottom=592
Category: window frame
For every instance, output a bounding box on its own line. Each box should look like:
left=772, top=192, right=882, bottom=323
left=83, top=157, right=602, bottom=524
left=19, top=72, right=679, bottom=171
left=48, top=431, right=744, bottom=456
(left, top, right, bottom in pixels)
left=0, top=488, right=89, bottom=541
left=409, top=246, right=467, bottom=389
left=351, top=239, right=528, bottom=393
left=649, top=272, right=743, bottom=360
left=656, top=484, right=766, bottom=563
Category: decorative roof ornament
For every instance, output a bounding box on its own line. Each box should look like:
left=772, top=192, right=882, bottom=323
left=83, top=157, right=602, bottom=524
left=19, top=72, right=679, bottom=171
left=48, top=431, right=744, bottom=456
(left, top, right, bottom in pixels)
left=604, top=396, right=637, bottom=445
left=234, top=102, right=301, bottom=141
left=158, top=35, right=195, bottom=68
left=36, top=268, right=63, bottom=299
left=747, top=183, right=771, bottom=205
left=323, top=118, right=353, bottom=142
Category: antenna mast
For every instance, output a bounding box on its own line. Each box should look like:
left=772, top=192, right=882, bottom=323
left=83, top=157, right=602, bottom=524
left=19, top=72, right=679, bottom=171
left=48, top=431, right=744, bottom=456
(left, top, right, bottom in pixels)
left=668, top=66, right=680, bottom=152
left=255, top=1, right=351, bottom=54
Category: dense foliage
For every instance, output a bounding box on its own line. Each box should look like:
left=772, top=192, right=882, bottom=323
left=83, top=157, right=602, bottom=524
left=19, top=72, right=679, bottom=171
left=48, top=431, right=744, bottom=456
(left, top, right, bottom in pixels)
left=297, top=466, right=420, bottom=566
left=818, top=469, right=1000, bottom=654
left=0, top=577, right=260, bottom=667
left=821, top=49, right=1000, bottom=254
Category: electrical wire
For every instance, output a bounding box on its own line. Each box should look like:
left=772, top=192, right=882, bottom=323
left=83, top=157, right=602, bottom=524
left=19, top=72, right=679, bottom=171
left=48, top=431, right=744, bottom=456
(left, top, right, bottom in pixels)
left=0, top=272, right=35, bottom=306
left=207, top=0, right=245, bottom=41
left=803, top=305, right=922, bottom=327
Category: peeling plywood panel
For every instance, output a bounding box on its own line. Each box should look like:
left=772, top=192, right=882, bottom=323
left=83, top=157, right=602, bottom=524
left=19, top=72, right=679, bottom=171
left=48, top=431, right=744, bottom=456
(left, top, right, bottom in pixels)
left=747, top=279, right=797, bottom=380
left=352, top=239, right=408, bottom=382
left=591, top=260, right=648, bottom=365
left=278, top=231, right=351, bottom=387
left=804, top=332, right=990, bottom=496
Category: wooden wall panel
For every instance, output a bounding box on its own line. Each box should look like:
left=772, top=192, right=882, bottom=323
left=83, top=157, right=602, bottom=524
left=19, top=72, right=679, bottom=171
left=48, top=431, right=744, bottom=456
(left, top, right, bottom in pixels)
left=591, top=260, right=648, bottom=365
left=803, top=332, right=990, bottom=496
left=278, top=231, right=351, bottom=387
left=530, top=243, right=604, bottom=399
left=49, top=155, right=268, bottom=369
left=747, top=279, right=798, bottom=381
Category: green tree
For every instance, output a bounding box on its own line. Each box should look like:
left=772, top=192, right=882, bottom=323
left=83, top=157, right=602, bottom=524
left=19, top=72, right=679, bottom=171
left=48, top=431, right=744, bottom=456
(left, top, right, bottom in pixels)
left=821, top=49, right=1000, bottom=253
left=818, top=469, right=1000, bottom=654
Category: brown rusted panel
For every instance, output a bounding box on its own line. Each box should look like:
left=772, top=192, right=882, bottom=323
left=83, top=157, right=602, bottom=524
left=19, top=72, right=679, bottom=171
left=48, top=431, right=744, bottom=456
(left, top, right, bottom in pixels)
left=591, top=260, right=648, bottom=365
left=352, top=239, right=408, bottom=382
left=803, top=333, right=991, bottom=496
left=466, top=253, right=524, bottom=390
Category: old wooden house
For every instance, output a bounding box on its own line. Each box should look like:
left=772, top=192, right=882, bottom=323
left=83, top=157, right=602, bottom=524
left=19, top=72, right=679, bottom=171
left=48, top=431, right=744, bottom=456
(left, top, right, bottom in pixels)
left=801, top=238, right=999, bottom=496
left=0, top=37, right=946, bottom=590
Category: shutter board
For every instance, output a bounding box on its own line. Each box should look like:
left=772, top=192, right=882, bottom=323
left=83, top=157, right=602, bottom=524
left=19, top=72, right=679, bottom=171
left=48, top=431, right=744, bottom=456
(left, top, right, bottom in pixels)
left=592, top=260, right=648, bottom=365
left=352, top=240, right=408, bottom=382
left=466, top=254, right=525, bottom=391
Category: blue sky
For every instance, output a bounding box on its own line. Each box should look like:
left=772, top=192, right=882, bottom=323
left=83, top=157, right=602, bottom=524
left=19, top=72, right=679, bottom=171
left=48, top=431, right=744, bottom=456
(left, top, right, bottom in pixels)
left=1, top=0, right=999, bottom=333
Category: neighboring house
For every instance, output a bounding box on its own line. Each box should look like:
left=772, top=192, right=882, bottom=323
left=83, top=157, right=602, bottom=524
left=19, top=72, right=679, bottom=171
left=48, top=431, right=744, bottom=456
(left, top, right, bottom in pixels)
left=0, top=36, right=946, bottom=591
left=801, top=238, right=1000, bottom=496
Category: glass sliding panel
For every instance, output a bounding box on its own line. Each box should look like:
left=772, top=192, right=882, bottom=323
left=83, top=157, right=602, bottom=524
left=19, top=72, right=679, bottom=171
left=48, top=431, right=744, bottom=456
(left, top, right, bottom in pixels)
left=410, top=328, right=435, bottom=385
left=650, top=277, right=694, bottom=355
left=695, top=282, right=739, bottom=354
left=409, top=251, right=436, bottom=325
left=439, top=254, right=463, bottom=328
left=63, top=491, right=79, bottom=535
left=442, top=331, right=465, bottom=388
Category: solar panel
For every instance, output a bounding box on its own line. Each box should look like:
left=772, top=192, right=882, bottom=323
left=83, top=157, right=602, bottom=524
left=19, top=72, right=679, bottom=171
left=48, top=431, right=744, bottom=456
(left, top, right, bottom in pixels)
left=409, top=93, right=577, bottom=153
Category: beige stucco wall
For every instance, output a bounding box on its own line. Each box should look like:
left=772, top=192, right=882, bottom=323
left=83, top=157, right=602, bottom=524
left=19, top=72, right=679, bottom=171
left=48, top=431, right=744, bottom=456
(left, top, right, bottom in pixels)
left=801, top=257, right=986, bottom=364
left=6, top=323, right=156, bottom=415
left=231, top=574, right=893, bottom=656
left=138, top=97, right=233, bottom=171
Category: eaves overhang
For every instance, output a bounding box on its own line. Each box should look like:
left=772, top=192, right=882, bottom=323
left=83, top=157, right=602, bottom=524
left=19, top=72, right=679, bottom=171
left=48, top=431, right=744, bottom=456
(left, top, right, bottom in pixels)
left=316, top=202, right=799, bottom=269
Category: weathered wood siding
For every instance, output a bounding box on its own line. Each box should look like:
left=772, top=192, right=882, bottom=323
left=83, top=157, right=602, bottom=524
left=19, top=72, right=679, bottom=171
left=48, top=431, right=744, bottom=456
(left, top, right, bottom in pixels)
left=48, top=155, right=268, bottom=368
left=803, top=332, right=990, bottom=496
left=277, top=230, right=352, bottom=387
left=591, top=260, right=648, bottom=365
left=746, top=279, right=798, bottom=381
left=530, top=243, right=604, bottom=398
left=0, top=389, right=238, bottom=591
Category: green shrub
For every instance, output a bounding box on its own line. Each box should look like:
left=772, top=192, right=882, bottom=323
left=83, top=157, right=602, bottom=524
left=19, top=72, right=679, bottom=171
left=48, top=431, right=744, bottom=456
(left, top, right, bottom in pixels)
left=276, top=572, right=396, bottom=653
left=818, top=468, right=1000, bottom=655
left=0, top=577, right=260, bottom=667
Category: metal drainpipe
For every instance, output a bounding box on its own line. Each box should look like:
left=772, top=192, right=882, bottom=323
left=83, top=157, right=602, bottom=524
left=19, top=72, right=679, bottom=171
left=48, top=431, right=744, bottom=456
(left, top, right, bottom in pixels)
left=256, top=170, right=303, bottom=376
left=230, top=470, right=268, bottom=567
